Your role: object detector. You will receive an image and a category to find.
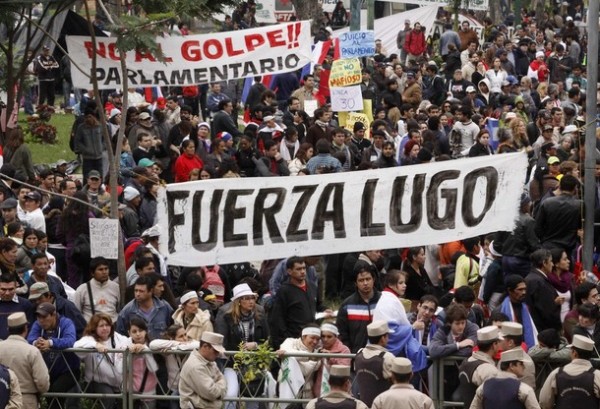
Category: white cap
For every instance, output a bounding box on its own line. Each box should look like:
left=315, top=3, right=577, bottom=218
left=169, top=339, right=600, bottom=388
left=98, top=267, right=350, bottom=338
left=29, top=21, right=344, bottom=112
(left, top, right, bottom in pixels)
left=231, top=283, right=255, bottom=301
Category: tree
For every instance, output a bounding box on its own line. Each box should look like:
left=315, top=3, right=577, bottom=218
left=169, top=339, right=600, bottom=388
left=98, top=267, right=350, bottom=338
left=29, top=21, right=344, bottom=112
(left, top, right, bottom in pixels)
left=290, top=0, right=324, bottom=34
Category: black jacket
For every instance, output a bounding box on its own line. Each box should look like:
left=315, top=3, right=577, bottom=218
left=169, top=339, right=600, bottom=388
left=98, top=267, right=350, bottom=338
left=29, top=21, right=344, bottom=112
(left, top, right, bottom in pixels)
left=524, top=269, right=562, bottom=332
left=535, top=194, right=581, bottom=252
left=336, top=291, right=382, bottom=353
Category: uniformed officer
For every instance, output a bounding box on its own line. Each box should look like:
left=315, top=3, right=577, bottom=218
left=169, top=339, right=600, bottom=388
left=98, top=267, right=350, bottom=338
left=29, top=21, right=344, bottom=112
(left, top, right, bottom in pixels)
left=458, top=326, right=501, bottom=409
left=306, top=365, right=369, bottom=409
left=499, top=321, right=536, bottom=388
left=371, top=357, right=434, bottom=409
left=539, top=334, right=600, bottom=409
left=354, top=320, right=395, bottom=407
left=0, top=312, right=49, bottom=408
left=470, top=348, right=540, bottom=409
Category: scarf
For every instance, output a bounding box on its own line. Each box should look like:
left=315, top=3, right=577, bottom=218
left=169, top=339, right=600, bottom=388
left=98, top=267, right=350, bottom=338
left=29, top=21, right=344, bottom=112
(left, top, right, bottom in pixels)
left=238, top=311, right=255, bottom=342
left=0, top=252, right=16, bottom=272
left=315, top=120, right=329, bottom=128
left=547, top=270, right=572, bottom=293
left=500, top=297, right=538, bottom=349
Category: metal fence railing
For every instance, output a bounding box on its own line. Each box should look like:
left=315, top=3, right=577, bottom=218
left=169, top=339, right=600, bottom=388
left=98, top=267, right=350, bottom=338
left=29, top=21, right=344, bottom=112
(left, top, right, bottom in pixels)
left=38, top=348, right=563, bottom=408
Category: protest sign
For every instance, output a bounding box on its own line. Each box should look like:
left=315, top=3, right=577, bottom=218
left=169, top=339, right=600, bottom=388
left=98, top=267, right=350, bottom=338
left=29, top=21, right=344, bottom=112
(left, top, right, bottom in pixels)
left=304, top=100, right=319, bottom=118
left=330, top=85, right=364, bottom=112
left=329, top=58, right=362, bottom=87
left=344, top=112, right=370, bottom=138
left=338, top=30, right=375, bottom=59
left=89, top=219, right=119, bottom=259
left=157, top=153, right=528, bottom=266
left=67, top=21, right=312, bottom=89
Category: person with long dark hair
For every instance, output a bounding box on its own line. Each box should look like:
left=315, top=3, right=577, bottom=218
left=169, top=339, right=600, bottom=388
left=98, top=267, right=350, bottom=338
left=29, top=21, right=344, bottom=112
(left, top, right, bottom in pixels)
left=4, top=127, right=35, bottom=182
left=402, top=247, right=436, bottom=303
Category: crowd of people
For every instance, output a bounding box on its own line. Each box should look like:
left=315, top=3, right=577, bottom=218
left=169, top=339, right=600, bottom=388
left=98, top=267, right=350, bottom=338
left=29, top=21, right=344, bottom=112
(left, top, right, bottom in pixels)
left=0, top=0, right=598, bottom=408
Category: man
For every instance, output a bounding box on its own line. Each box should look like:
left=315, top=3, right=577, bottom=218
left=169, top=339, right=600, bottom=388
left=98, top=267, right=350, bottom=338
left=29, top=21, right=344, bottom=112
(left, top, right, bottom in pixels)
left=132, top=131, right=159, bottom=164
left=269, top=256, right=328, bottom=349
left=564, top=282, right=600, bottom=341
left=408, top=294, right=441, bottom=352
left=458, top=326, right=501, bottom=409
left=470, top=349, right=540, bottom=409
left=403, top=22, right=426, bottom=64
left=440, top=23, right=462, bottom=61
left=28, top=281, right=86, bottom=338
left=396, top=19, right=412, bottom=64
left=401, top=71, right=422, bottom=108
left=450, top=106, right=480, bottom=158
left=354, top=320, right=395, bottom=407
left=116, top=275, right=174, bottom=340
left=34, top=45, right=59, bottom=106
left=15, top=186, right=29, bottom=221
left=26, top=253, right=67, bottom=299
left=212, top=99, right=242, bottom=139
left=459, top=21, right=479, bottom=52
left=306, top=139, right=342, bottom=175
left=461, top=41, right=478, bottom=67
left=179, top=331, right=227, bottom=409
left=271, top=72, right=300, bottom=107
left=371, top=357, right=434, bottom=409
left=74, top=256, right=120, bottom=322
left=121, top=186, right=142, bottom=238
left=524, top=249, right=562, bottom=332
left=254, top=140, right=291, bottom=177
left=82, top=170, right=110, bottom=210
left=336, top=264, right=381, bottom=353
left=0, top=198, right=19, bottom=237
left=306, top=365, right=369, bottom=409
left=0, top=273, right=34, bottom=340
left=330, top=127, right=353, bottom=171
left=448, top=69, right=473, bottom=101
left=165, top=96, right=181, bottom=125
left=454, top=237, right=481, bottom=290
left=498, top=275, right=538, bottom=349
left=128, top=111, right=160, bottom=150
left=499, top=322, right=536, bottom=388
left=27, top=302, right=79, bottom=409
left=37, top=169, right=55, bottom=207
left=306, top=108, right=333, bottom=147
left=349, top=122, right=371, bottom=168
left=0, top=312, right=49, bottom=408
left=539, top=334, right=600, bottom=409
left=206, top=83, right=229, bottom=115
left=291, top=74, right=317, bottom=110
left=23, top=191, right=45, bottom=233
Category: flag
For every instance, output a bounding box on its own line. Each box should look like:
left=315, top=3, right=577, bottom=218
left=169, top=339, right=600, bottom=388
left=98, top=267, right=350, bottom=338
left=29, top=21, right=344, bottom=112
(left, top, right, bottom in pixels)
left=486, top=118, right=500, bottom=150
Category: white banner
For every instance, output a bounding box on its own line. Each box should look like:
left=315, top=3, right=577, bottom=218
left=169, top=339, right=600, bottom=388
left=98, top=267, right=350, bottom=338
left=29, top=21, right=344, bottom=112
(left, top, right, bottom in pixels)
left=66, top=21, right=313, bottom=89
left=157, top=154, right=527, bottom=266
left=89, top=219, right=120, bottom=259
left=380, top=0, right=488, bottom=11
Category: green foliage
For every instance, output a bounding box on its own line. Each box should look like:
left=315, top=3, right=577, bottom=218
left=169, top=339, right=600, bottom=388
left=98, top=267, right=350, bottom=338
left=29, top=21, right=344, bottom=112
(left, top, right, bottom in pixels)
left=134, top=0, right=240, bottom=18
left=233, top=341, right=275, bottom=384
left=18, top=110, right=77, bottom=165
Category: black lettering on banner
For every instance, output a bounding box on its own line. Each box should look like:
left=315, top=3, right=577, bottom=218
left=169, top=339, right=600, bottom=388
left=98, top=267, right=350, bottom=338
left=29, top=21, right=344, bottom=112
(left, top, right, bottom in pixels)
left=312, top=183, right=346, bottom=240
left=462, top=167, right=498, bottom=226
left=286, top=185, right=318, bottom=242
left=154, top=70, right=168, bottom=85
left=223, top=189, right=253, bottom=247
left=191, top=190, right=223, bottom=252
left=360, top=179, right=386, bottom=236
left=253, top=188, right=286, bottom=245
left=166, top=190, right=190, bottom=253
left=389, top=175, right=426, bottom=233
left=171, top=70, right=193, bottom=85
left=427, top=170, right=460, bottom=230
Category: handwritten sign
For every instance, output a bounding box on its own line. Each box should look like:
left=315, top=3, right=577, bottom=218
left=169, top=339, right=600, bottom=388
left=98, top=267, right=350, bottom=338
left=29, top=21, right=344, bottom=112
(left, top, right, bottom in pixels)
left=89, top=219, right=120, bottom=259
left=330, top=85, right=364, bottom=112
left=304, top=99, right=319, bottom=117
left=345, top=112, right=371, bottom=139
left=329, top=58, right=362, bottom=87
left=338, top=31, right=375, bottom=59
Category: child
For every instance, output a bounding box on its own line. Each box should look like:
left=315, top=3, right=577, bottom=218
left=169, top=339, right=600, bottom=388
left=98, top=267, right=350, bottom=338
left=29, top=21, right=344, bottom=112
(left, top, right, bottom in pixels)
left=120, top=138, right=136, bottom=184
left=149, top=324, right=199, bottom=409
left=129, top=318, right=159, bottom=409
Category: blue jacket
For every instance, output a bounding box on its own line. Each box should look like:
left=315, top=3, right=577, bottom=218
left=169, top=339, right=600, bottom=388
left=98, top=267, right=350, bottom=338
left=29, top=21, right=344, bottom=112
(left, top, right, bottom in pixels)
left=386, top=322, right=428, bottom=372
left=27, top=315, right=79, bottom=378
left=116, top=296, right=174, bottom=340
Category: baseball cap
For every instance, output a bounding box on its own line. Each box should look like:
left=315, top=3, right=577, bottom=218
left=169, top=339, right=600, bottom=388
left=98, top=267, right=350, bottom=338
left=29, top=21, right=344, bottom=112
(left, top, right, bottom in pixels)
left=88, top=170, right=102, bottom=180
left=0, top=198, right=18, bottom=210
left=138, top=158, right=155, bottom=167
left=547, top=156, right=560, bottom=165
left=123, top=186, right=140, bottom=202
left=36, top=302, right=56, bottom=317
left=466, top=86, right=476, bottom=93
left=29, top=282, right=50, bottom=300
left=138, top=112, right=151, bottom=120
left=25, top=191, right=42, bottom=202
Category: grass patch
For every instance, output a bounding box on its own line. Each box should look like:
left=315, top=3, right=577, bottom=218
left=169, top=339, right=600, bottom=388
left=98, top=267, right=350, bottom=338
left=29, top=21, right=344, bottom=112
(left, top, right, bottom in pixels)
left=17, top=111, right=77, bottom=166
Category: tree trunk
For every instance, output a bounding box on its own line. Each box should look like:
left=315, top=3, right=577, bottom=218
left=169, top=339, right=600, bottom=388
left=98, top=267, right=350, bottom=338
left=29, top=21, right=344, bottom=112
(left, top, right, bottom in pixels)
left=291, top=0, right=322, bottom=35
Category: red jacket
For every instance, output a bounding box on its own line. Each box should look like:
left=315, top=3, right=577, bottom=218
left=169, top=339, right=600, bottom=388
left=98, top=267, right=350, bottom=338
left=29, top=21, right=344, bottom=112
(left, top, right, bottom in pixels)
left=404, top=29, right=426, bottom=56
left=174, top=153, right=203, bottom=182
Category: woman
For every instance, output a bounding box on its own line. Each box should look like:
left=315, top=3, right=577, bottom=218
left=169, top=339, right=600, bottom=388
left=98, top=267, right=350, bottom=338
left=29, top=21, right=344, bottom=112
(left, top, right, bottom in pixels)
left=374, top=141, right=398, bottom=168
left=402, top=247, right=436, bottom=303
left=401, top=140, right=420, bottom=166
left=509, top=118, right=533, bottom=155
left=73, top=106, right=104, bottom=180
left=572, top=304, right=600, bottom=357
left=74, top=313, right=130, bottom=409
left=469, top=129, right=494, bottom=157
left=6, top=222, right=24, bottom=245
left=172, top=291, right=213, bottom=341
left=557, top=135, right=574, bottom=162
left=496, top=128, right=518, bottom=154
left=139, top=177, right=160, bottom=231
left=15, top=227, right=39, bottom=273
left=312, top=323, right=350, bottom=397
left=373, top=270, right=410, bottom=326
left=485, top=57, right=508, bottom=94
left=4, top=127, right=35, bottom=182
left=0, top=238, right=24, bottom=292
left=214, top=283, right=269, bottom=409
left=173, top=140, right=204, bottom=183
left=205, top=138, right=231, bottom=174
left=57, top=190, right=95, bottom=288
left=549, top=248, right=573, bottom=322
left=288, top=142, right=314, bottom=176
left=331, top=1, right=348, bottom=28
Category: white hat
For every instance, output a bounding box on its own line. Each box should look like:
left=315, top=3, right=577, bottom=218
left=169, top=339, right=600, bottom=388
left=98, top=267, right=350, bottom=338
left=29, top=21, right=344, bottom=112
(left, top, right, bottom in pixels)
left=330, top=365, right=351, bottom=377
left=138, top=112, right=151, bottom=120
left=263, top=115, right=275, bottom=122
left=141, top=225, right=160, bottom=238
left=110, top=108, right=121, bottom=118
left=123, top=186, right=140, bottom=202
left=500, top=348, right=525, bottom=364
left=466, top=86, right=477, bottom=93
left=180, top=291, right=198, bottom=305
left=569, top=334, right=595, bottom=351
left=367, top=320, right=392, bottom=337
left=505, top=112, right=517, bottom=120
left=562, top=124, right=578, bottom=134
left=321, top=323, right=339, bottom=336
left=200, top=331, right=226, bottom=353
left=500, top=322, right=523, bottom=337
left=7, top=312, right=27, bottom=328
left=391, top=357, right=412, bottom=374
left=477, top=326, right=502, bottom=343
left=536, top=51, right=545, bottom=58
left=231, top=283, right=255, bottom=301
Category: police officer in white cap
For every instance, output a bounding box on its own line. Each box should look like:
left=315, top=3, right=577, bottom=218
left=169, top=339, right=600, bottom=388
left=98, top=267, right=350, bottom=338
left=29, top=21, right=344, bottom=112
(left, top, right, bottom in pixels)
left=470, top=348, right=540, bottom=409
left=354, top=320, right=395, bottom=407
left=499, top=321, right=536, bottom=388
left=458, top=326, right=501, bottom=409
left=372, top=357, right=434, bottom=409
left=539, top=334, right=600, bottom=409
left=306, top=365, right=369, bottom=409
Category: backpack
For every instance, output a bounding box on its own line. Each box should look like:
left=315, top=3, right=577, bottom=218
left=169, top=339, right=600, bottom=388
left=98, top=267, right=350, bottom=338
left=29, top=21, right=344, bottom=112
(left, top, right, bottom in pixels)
left=202, top=265, right=225, bottom=304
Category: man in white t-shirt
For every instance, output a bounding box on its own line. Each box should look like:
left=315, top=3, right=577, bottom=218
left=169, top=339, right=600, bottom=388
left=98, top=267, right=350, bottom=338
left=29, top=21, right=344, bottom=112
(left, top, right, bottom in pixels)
left=23, top=191, right=45, bottom=233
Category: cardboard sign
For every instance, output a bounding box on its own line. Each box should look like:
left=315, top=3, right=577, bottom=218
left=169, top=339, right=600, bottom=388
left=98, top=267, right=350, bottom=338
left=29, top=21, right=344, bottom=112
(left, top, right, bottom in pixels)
left=89, top=218, right=119, bottom=259
left=157, top=153, right=528, bottom=266
left=338, top=31, right=375, bottom=59
left=330, top=85, right=364, bottom=112
left=344, top=112, right=371, bottom=138
left=329, top=58, right=362, bottom=87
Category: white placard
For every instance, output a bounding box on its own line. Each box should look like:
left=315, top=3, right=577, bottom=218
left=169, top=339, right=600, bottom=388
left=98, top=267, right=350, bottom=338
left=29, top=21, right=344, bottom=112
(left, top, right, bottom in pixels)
left=330, top=85, right=364, bottom=112
left=157, top=153, right=528, bottom=266
left=304, top=99, right=319, bottom=117
left=89, top=218, right=120, bottom=259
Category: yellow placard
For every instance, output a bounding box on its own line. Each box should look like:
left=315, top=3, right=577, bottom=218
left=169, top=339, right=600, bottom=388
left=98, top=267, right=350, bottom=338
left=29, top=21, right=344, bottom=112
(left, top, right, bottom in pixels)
left=345, top=112, right=371, bottom=139
left=329, top=58, right=362, bottom=88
